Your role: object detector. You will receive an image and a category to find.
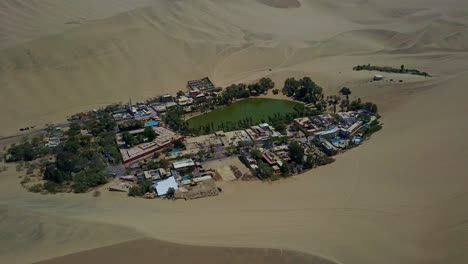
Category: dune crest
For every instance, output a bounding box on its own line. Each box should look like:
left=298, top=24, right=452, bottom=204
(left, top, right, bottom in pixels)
left=1, top=1, right=468, bottom=264
left=258, top=0, right=301, bottom=8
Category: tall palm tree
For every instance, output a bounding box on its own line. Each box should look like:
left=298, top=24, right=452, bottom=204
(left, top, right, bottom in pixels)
left=339, top=87, right=352, bottom=104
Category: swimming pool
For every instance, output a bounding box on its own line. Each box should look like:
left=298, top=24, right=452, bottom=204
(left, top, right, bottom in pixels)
left=145, top=121, right=160, bottom=127
left=168, top=149, right=182, bottom=156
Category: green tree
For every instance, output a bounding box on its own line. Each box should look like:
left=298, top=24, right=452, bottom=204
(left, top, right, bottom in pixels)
left=44, top=163, right=69, bottom=184
left=288, top=141, right=305, bottom=164
left=327, top=95, right=340, bottom=113
left=280, top=163, right=292, bottom=177
left=173, top=139, right=185, bottom=149
left=143, top=127, right=157, bottom=142
left=304, top=155, right=315, bottom=169
left=122, top=132, right=137, bottom=146
left=339, top=87, right=352, bottom=103
left=251, top=148, right=263, bottom=160
left=166, top=187, right=176, bottom=198
left=257, top=161, right=274, bottom=179
left=177, top=90, right=185, bottom=97
left=283, top=78, right=300, bottom=97
left=259, top=77, right=275, bottom=92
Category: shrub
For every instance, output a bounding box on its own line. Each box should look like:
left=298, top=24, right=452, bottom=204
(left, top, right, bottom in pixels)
left=28, top=184, right=43, bottom=193
left=43, top=181, right=60, bottom=194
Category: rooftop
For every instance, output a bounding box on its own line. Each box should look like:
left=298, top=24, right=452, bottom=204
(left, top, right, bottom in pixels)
left=153, top=176, right=178, bottom=196
left=172, top=159, right=195, bottom=169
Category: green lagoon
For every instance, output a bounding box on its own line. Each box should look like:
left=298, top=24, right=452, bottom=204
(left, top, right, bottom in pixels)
left=187, top=98, right=301, bottom=131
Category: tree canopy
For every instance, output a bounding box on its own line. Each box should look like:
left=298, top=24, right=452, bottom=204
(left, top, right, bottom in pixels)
left=283, top=77, right=324, bottom=104
left=288, top=141, right=305, bottom=164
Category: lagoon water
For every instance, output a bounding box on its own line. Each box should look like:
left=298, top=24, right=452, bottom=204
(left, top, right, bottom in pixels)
left=187, top=98, right=300, bottom=131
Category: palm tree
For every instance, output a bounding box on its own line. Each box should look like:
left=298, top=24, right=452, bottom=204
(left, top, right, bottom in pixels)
left=339, top=87, right=352, bottom=104
left=327, top=96, right=339, bottom=113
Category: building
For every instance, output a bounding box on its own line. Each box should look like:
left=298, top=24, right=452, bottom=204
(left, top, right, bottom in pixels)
left=318, top=138, right=338, bottom=156
left=153, top=176, right=178, bottom=196
left=294, top=117, right=321, bottom=136
left=176, top=96, right=194, bottom=106
left=161, top=94, right=174, bottom=103
left=315, top=127, right=341, bottom=140
left=172, top=159, right=196, bottom=174
left=150, top=104, right=167, bottom=113
left=187, top=77, right=215, bottom=91
left=373, top=75, right=384, bottom=81
left=118, top=127, right=183, bottom=166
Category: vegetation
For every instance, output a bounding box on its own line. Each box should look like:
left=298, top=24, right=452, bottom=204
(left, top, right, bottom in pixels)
left=164, top=107, right=189, bottom=135
left=282, top=77, right=325, bottom=105
left=251, top=148, right=263, bottom=160
left=5, top=136, right=49, bottom=162
left=145, top=158, right=170, bottom=170
left=173, top=139, right=185, bottom=150
left=280, top=163, right=293, bottom=177
left=128, top=179, right=153, bottom=197
left=121, top=127, right=157, bottom=147
left=39, top=119, right=116, bottom=193
left=166, top=187, right=176, bottom=198
left=365, top=120, right=383, bottom=137
left=349, top=98, right=379, bottom=114
left=353, top=64, right=430, bottom=77
left=218, top=77, right=274, bottom=104
left=288, top=141, right=305, bottom=164
left=118, top=119, right=144, bottom=132
left=257, top=160, right=274, bottom=179
left=177, top=90, right=186, bottom=97
left=339, top=87, right=352, bottom=104
left=188, top=98, right=306, bottom=135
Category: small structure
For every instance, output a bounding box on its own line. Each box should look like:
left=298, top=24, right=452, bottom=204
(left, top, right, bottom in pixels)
left=153, top=176, right=179, bottom=196
left=109, top=182, right=132, bottom=192
left=161, top=94, right=174, bottom=103
left=172, top=159, right=196, bottom=174
left=187, top=77, right=215, bottom=91
left=176, top=96, right=194, bottom=106
left=373, top=75, right=384, bottom=81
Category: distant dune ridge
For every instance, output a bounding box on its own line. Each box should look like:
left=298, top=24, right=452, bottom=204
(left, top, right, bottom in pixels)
left=1, top=0, right=468, bottom=264
left=258, top=0, right=301, bottom=8
left=1, top=0, right=468, bottom=136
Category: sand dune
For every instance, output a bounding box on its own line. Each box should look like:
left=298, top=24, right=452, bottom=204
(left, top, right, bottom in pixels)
left=1, top=0, right=467, bottom=135
left=1, top=0, right=468, bottom=263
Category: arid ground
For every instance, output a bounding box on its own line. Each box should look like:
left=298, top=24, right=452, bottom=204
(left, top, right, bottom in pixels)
left=1, top=0, right=468, bottom=263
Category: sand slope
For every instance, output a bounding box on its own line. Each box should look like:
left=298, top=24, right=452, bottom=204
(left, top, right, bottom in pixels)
left=2, top=0, right=467, bottom=135
left=1, top=0, right=468, bottom=263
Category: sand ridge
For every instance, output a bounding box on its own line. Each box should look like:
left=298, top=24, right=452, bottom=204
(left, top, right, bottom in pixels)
left=1, top=0, right=468, bottom=263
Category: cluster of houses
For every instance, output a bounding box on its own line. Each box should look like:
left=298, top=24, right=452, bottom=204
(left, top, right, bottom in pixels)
left=110, top=157, right=218, bottom=199
left=293, top=110, right=376, bottom=155
left=61, top=76, right=379, bottom=199
left=237, top=110, right=378, bottom=176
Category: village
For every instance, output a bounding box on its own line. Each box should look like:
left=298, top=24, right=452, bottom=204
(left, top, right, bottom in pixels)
left=4, top=76, right=381, bottom=200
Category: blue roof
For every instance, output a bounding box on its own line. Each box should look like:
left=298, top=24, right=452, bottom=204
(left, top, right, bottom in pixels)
left=153, top=176, right=178, bottom=196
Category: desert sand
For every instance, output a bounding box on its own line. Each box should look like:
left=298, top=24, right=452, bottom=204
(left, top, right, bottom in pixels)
left=1, top=0, right=468, bottom=263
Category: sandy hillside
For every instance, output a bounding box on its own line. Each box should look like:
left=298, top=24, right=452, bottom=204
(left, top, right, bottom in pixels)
left=2, top=0, right=467, bottom=136
left=1, top=0, right=468, bottom=264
